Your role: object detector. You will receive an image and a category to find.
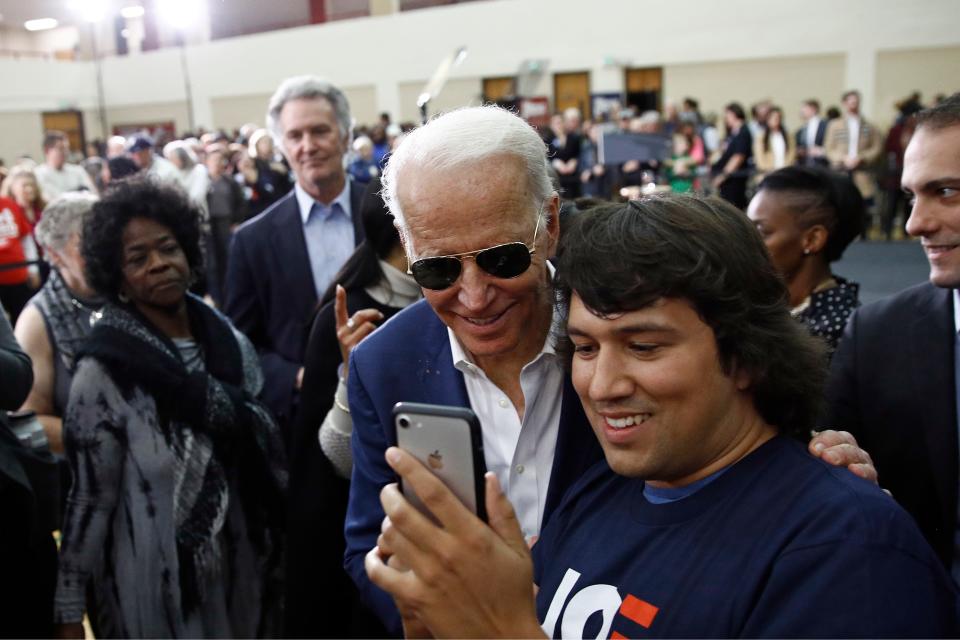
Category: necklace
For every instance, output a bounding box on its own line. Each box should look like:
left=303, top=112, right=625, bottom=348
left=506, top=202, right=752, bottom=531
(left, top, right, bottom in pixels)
left=68, top=295, right=103, bottom=327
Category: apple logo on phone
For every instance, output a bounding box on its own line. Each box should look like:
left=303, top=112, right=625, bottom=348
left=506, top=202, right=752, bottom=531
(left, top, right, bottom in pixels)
left=428, top=450, right=444, bottom=470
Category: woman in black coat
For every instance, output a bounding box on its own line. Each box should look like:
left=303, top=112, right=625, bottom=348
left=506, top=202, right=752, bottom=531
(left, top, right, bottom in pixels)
left=285, top=177, right=420, bottom=638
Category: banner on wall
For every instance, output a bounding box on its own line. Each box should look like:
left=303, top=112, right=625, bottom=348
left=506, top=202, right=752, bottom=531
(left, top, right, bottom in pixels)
left=519, top=97, right=550, bottom=128
left=112, top=121, right=176, bottom=141
left=591, top=92, right=624, bottom=120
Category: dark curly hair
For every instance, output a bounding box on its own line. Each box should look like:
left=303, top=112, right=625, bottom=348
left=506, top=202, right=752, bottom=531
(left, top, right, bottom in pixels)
left=555, top=195, right=827, bottom=439
left=755, top=166, right=865, bottom=262
left=82, top=175, right=203, bottom=303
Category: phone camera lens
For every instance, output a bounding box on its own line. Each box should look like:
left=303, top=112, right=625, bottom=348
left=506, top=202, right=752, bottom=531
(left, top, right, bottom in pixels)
left=398, top=416, right=410, bottom=429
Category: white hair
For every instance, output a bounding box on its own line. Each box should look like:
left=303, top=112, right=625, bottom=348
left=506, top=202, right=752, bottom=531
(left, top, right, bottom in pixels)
left=381, top=105, right=553, bottom=245
left=162, top=140, right=196, bottom=169
left=35, top=192, right=98, bottom=253
left=352, top=135, right=373, bottom=152
left=266, top=75, right=352, bottom=147
left=639, top=110, right=662, bottom=125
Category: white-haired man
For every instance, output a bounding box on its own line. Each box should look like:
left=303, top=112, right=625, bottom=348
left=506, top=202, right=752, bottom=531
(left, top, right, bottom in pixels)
left=224, top=76, right=367, bottom=637
left=226, top=76, right=365, bottom=429
left=343, top=105, right=874, bottom=634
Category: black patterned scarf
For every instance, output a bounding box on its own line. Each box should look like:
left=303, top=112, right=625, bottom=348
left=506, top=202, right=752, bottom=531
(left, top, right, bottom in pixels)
left=79, top=293, right=287, bottom=616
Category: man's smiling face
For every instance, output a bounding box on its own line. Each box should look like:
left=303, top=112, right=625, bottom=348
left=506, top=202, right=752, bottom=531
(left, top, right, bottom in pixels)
left=903, top=125, right=960, bottom=288
left=397, top=154, right=558, bottom=366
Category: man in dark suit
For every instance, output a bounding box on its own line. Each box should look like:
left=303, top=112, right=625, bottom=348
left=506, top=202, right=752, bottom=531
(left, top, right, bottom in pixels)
left=795, top=98, right=827, bottom=167
left=826, top=92, right=960, bottom=580
left=226, top=76, right=365, bottom=433
left=224, top=76, right=366, bottom=638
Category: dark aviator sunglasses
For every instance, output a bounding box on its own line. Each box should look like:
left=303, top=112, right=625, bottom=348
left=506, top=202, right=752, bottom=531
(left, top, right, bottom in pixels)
left=408, top=210, right=544, bottom=291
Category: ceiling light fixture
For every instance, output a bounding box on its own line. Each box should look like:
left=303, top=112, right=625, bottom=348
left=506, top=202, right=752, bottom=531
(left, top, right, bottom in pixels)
left=157, top=0, right=204, bottom=30
left=66, top=0, right=108, bottom=22
left=121, top=5, right=146, bottom=19
left=25, top=18, right=59, bottom=31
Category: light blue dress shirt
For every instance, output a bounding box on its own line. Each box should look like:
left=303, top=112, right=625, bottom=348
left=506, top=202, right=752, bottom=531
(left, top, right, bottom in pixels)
left=295, top=180, right=355, bottom=298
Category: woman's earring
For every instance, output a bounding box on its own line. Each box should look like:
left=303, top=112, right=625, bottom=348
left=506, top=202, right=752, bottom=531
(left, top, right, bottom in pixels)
left=118, top=291, right=130, bottom=303
left=803, top=249, right=811, bottom=256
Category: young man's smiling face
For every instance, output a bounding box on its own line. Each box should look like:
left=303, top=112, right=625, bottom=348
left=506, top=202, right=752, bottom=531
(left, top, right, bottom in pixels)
left=567, top=294, right=771, bottom=488
left=903, top=125, right=960, bottom=288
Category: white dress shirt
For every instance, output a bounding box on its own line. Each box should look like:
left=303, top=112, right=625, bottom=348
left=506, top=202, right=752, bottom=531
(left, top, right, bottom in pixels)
left=846, top=116, right=861, bottom=159
left=449, top=298, right=565, bottom=542
left=805, top=116, right=822, bottom=148
left=770, top=132, right=787, bottom=169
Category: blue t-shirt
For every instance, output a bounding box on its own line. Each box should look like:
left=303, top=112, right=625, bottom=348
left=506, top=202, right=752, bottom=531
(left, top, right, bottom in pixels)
left=533, top=436, right=959, bottom=638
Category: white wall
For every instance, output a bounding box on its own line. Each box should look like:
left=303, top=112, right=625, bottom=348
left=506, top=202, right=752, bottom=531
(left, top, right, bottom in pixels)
left=0, top=0, right=958, bottom=163
left=664, top=54, right=847, bottom=128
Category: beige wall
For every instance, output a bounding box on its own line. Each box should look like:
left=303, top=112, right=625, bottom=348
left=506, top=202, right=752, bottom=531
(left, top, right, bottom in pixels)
left=105, top=101, right=192, bottom=135
left=397, top=77, right=483, bottom=123
left=1, top=0, right=957, bottom=136
left=210, top=93, right=273, bottom=132
left=0, top=112, right=44, bottom=164
left=664, top=54, right=846, bottom=131
left=345, top=86, right=379, bottom=129
left=876, top=46, right=960, bottom=127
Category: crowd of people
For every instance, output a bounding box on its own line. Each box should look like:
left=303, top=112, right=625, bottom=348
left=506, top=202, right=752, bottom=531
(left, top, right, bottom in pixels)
left=0, top=73, right=958, bottom=639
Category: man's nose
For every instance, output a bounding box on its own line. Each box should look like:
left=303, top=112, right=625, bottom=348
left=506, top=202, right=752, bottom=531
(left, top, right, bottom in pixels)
left=588, top=348, right=634, bottom=403
left=457, top=259, right=492, bottom=311
left=302, top=132, right=319, bottom=153
left=905, top=197, right=939, bottom=238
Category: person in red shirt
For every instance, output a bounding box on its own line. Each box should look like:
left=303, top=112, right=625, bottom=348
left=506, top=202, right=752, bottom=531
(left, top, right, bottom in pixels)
left=0, top=197, right=37, bottom=323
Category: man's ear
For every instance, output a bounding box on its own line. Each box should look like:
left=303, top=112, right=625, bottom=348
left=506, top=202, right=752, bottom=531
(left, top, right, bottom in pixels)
left=802, top=224, right=828, bottom=256
left=733, top=365, right=752, bottom=391
left=545, top=193, right=561, bottom=259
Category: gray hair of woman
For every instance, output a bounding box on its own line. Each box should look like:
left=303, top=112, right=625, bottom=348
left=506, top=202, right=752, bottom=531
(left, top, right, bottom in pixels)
left=265, top=75, right=352, bottom=147
left=380, top=105, right=554, bottom=247
left=35, top=192, right=98, bottom=255
left=163, top=141, right=197, bottom=170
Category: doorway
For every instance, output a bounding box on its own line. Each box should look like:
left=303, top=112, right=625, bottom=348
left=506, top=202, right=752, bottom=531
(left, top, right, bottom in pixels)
left=553, top=71, right=591, bottom=119
left=41, top=110, right=86, bottom=155
left=624, top=67, right=663, bottom=113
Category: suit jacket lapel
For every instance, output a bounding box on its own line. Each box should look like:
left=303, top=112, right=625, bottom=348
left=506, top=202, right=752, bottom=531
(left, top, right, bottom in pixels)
left=909, top=284, right=958, bottom=537
left=270, top=194, right=317, bottom=320
left=417, top=310, right=470, bottom=409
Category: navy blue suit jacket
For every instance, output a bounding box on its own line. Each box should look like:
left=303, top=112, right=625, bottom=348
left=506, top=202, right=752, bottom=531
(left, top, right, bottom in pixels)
left=225, top=181, right=365, bottom=428
left=344, top=299, right=603, bottom=635
left=826, top=282, right=957, bottom=569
